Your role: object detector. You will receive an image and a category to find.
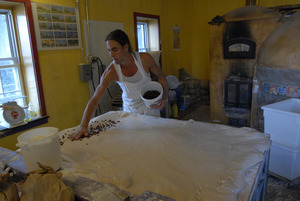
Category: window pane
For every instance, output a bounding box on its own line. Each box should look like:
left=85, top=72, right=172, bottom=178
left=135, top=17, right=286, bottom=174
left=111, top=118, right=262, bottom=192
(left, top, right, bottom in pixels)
left=137, top=22, right=148, bottom=52
left=0, top=59, right=14, bottom=66
left=0, top=13, right=12, bottom=58
left=137, top=24, right=145, bottom=50
left=0, top=67, right=21, bottom=98
left=0, top=9, right=24, bottom=107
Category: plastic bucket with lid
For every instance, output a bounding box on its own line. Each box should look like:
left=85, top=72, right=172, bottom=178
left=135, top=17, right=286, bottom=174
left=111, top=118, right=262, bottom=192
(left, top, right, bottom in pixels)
left=16, top=127, right=62, bottom=172
left=140, top=81, right=163, bottom=108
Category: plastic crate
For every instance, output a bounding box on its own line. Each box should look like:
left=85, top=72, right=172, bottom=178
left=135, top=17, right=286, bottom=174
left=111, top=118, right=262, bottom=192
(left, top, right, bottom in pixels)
left=262, top=98, right=300, bottom=148
left=269, top=140, right=300, bottom=181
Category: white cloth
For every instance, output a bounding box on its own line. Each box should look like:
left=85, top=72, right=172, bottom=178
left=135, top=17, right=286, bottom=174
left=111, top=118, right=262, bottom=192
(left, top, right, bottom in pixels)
left=59, top=111, right=270, bottom=201
left=114, top=52, right=160, bottom=116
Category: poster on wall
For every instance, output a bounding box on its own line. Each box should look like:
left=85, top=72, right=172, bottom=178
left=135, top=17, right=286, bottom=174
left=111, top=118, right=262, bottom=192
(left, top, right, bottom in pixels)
left=172, top=25, right=181, bottom=50
left=31, top=2, right=81, bottom=50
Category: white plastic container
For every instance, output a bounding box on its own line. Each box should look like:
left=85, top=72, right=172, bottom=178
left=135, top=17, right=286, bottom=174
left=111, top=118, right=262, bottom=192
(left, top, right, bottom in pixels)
left=16, top=127, right=62, bottom=172
left=140, top=81, right=163, bottom=108
left=269, top=140, right=300, bottom=181
left=262, top=98, right=300, bottom=148
left=166, top=75, right=180, bottom=90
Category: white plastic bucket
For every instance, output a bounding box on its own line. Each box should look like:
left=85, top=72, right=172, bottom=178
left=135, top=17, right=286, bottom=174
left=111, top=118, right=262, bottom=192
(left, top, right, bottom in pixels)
left=140, top=81, right=163, bottom=108
left=16, top=127, right=62, bottom=172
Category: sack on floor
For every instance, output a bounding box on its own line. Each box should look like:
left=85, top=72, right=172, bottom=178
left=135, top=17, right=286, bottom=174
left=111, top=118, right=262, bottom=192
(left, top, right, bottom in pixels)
left=20, top=162, right=74, bottom=201
left=0, top=171, right=19, bottom=201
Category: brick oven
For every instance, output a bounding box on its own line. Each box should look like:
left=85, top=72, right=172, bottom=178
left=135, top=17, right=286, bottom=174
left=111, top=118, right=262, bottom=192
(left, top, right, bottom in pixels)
left=209, top=6, right=283, bottom=127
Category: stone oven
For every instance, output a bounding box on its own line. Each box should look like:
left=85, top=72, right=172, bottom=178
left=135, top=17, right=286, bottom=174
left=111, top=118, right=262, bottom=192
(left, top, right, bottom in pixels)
left=209, top=5, right=300, bottom=130
left=209, top=6, right=283, bottom=127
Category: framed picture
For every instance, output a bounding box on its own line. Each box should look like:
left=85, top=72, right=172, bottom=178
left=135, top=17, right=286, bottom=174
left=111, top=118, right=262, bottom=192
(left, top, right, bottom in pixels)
left=31, top=2, right=81, bottom=50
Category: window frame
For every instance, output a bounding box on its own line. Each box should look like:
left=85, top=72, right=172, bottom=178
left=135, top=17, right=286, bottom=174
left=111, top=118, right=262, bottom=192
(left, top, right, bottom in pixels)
left=0, top=8, right=25, bottom=106
left=2, top=0, right=47, bottom=117
left=133, top=12, right=161, bottom=53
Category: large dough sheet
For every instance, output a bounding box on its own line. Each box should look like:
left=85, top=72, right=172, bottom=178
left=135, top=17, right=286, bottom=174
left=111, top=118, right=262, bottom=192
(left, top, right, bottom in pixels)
left=58, top=111, right=270, bottom=201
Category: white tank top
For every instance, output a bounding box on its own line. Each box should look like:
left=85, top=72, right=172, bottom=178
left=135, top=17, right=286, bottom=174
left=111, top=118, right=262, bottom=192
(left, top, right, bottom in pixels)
left=114, top=52, right=160, bottom=116
left=123, top=68, right=142, bottom=83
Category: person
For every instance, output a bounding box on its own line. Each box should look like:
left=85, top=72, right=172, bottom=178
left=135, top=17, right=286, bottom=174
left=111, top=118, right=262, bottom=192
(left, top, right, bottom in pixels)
left=70, top=29, right=169, bottom=140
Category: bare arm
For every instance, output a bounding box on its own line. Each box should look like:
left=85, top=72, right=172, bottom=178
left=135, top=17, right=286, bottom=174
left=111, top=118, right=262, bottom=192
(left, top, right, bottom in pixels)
left=140, top=53, right=169, bottom=110
left=70, top=64, right=118, bottom=140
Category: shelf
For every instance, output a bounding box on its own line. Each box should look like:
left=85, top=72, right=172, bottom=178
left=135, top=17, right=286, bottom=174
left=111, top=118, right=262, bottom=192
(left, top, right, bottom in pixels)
left=0, top=116, right=49, bottom=138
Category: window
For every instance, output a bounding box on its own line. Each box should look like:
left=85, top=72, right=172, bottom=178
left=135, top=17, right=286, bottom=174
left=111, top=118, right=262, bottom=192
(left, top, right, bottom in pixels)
left=134, top=13, right=161, bottom=81
left=137, top=21, right=149, bottom=52
left=134, top=12, right=160, bottom=53
left=0, top=0, right=48, bottom=132
left=0, top=9, right=24, bottom=107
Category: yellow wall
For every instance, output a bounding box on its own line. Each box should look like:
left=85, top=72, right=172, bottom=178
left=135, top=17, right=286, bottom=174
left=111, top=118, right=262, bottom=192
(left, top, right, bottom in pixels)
left=160, top=0, right=191, bottom=77
left=1, top=0, right=299, bottom=150
left=189, top=0, right=245, bottom=80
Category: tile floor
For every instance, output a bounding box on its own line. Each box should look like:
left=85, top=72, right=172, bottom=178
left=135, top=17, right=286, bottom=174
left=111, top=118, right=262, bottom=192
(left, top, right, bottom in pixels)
left=178, top=104, right=300, bottom=201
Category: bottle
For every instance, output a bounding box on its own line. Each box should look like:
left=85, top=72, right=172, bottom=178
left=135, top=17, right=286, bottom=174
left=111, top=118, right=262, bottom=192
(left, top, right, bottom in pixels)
left=172, top=104, right=178, bottom=119
left=168, top=103, right=172, bottom=118
left=28, top=102, right=39, bottom=119
left=24, top=106, right=31, bottom=121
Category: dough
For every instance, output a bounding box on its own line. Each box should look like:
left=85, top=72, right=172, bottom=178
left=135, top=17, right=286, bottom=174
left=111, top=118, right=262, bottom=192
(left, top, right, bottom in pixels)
left=59, top=111, right=269, bottom=201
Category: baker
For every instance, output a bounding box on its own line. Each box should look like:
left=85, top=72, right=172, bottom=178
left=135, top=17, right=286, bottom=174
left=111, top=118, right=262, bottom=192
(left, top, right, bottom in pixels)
left=70, top=29, right=169, bottom=140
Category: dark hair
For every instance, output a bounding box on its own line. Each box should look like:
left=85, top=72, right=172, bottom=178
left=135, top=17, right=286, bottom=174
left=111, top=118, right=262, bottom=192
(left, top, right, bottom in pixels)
left=105, top=29, right=133, bottom=53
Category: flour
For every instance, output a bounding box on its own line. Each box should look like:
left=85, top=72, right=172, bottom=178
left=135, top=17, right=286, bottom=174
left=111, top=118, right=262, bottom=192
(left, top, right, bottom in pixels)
left=59, top=111, right=269, bottom=201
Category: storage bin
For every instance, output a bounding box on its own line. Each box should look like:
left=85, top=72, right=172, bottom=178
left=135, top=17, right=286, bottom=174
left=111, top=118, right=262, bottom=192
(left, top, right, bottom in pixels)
left=16, top=127, right=62, bottom=172
left=262, top=98, right=300, bottom=148
left=269, top=140, right=300, bottom=181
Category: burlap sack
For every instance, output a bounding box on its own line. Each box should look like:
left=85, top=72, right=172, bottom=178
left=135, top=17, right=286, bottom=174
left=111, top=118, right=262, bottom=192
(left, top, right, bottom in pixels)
left=20, top=163, right=74, bottom=201
left=0, top=171, right=19, bottom=201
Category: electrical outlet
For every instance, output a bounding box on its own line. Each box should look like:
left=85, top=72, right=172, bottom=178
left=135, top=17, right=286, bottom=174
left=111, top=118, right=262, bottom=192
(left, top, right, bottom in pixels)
left=79, top=64, right=91, bottom=82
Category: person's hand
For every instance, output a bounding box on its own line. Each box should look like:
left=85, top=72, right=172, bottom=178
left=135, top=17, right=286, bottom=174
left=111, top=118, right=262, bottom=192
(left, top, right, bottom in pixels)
left=150, top=99, right=168, bottom=110
left=69, top=126, right=89, bottom=140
